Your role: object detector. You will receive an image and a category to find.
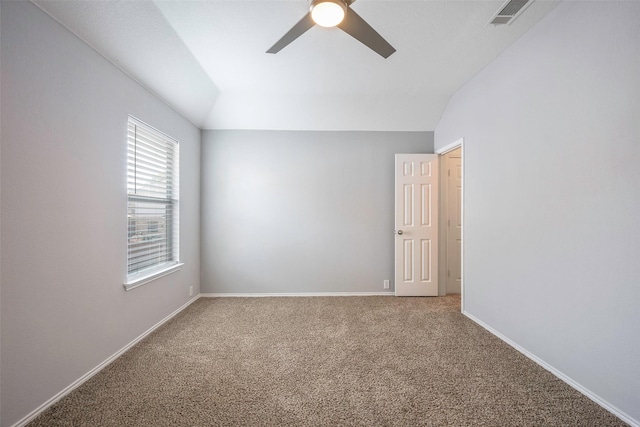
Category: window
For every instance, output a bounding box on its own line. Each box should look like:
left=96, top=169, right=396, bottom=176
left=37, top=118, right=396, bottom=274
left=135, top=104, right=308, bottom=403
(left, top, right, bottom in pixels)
left=125, top=117, right=181, bottom=290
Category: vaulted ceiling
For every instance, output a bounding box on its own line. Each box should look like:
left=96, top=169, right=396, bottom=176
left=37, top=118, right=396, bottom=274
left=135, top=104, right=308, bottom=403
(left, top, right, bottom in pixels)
left=34, top=0, right=559, bottom=131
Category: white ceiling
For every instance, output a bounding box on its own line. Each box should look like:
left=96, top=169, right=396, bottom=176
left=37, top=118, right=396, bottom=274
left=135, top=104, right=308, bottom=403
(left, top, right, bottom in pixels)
left=34, top=0, right=559, bottom=131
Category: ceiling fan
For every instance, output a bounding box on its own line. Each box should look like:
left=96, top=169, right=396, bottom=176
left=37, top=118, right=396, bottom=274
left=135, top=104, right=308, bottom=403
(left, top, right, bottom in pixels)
left=266, top=0, right=396, bottom=59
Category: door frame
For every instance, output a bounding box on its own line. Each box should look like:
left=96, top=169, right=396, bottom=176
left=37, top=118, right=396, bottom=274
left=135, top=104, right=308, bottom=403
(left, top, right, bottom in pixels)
left=436, top=138, right=464, bottom=312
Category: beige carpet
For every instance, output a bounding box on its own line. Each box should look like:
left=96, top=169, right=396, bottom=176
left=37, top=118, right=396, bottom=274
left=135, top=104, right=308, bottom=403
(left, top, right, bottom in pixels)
left=29, top=296, right=626, bottom=426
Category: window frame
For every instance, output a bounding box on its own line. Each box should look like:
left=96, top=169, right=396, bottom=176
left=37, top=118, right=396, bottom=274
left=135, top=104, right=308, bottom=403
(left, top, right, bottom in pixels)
left=124, top=116, right=182, bottom=291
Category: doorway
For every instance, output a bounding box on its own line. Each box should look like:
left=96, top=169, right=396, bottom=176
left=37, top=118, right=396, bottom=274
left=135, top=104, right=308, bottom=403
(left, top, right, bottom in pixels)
left=436, top=139, right=463, bottom=309
left=443, top=147, right=462, bottom=294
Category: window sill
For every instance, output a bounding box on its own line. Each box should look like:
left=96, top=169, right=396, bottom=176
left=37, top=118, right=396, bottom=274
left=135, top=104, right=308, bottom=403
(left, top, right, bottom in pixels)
left=124, top=263, right=184, bottom=292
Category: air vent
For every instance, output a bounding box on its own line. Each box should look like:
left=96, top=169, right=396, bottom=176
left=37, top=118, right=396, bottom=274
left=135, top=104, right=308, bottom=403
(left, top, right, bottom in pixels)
left=487, top=0, right=533, bottom=26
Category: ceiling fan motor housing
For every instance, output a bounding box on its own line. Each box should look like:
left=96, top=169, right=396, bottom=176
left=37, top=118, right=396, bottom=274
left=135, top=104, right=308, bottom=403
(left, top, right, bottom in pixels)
left=310, top=0, right=348, bottom=27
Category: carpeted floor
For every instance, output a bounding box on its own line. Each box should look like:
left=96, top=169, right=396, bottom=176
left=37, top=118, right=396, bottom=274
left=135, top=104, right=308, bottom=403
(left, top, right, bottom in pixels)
left=28, top=296, right=627, bottom=426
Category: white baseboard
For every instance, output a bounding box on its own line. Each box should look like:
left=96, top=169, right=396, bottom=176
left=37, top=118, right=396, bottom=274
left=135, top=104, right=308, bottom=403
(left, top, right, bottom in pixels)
left=200, top=292, right=395, bottom=297
left=11, top=295, right=201, bottom=427
left=463, top=311, right=639, bottom=427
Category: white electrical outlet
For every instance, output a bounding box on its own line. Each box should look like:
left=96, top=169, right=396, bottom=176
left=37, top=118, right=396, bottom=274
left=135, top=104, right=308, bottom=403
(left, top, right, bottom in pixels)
left=189, top=285, right=194, bottom=297
left=383, top=280, right=390, bottom=289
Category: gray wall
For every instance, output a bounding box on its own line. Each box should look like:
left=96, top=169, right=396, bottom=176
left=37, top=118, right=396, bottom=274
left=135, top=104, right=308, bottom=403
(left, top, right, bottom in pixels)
left=0, top=3, right=200, bottom=426
left=201, top=130, right=433, bottom=294
left=435, top=1, right=639, bottom=423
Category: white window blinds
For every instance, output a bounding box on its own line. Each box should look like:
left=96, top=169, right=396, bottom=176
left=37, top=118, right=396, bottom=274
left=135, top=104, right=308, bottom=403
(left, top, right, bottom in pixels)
left=126, top=117, right=180, bottom=286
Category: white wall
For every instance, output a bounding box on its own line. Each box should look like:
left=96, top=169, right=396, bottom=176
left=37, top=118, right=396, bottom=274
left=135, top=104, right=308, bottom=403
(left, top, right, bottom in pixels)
left=0, top=3, right=200, bottom=426
left=201, top=130, right=432, bottom=294
left=435, top=1, right=639, bottom=424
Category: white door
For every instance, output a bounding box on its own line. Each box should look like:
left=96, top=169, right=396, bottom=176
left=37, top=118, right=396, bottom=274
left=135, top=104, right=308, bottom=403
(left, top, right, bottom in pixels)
left=444, top=148, right=462, bottom=294
left=395, top=154, right=439, bottom=296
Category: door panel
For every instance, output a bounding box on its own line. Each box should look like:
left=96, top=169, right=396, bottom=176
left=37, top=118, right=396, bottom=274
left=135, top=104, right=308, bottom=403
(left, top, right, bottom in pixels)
left=395, top=154, right=439, bottom=296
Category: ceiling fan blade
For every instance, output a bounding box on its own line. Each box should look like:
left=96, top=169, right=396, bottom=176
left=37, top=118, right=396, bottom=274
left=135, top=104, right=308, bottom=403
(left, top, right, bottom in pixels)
left=337, top=8, right=395, bottom=58
left=267, top=13, right=315, bottom=54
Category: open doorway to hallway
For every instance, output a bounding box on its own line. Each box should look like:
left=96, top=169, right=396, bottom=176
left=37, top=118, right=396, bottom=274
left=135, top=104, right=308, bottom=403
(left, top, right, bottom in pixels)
left=443, top=147, right=462, bottom=295
left=437, top=139, right=463, bottom=309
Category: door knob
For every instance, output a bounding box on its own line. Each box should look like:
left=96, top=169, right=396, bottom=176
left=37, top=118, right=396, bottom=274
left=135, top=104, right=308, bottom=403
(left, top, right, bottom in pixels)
left=396, top=230, right=403, bottom=235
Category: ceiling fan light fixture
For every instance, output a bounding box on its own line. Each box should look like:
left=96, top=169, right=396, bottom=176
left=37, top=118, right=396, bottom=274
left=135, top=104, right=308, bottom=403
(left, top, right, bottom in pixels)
left=310, top=0, right=347, bottom=28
